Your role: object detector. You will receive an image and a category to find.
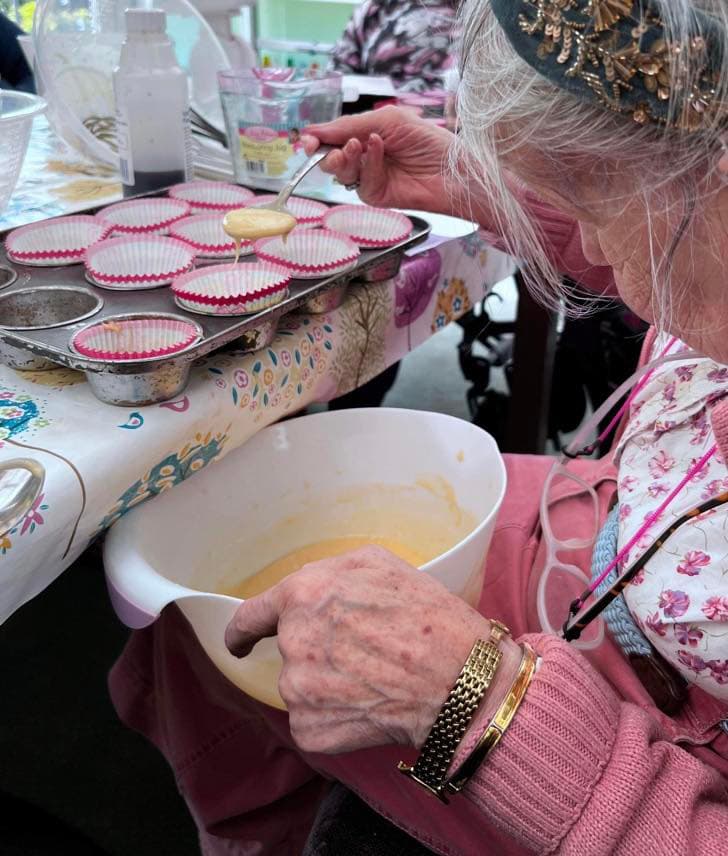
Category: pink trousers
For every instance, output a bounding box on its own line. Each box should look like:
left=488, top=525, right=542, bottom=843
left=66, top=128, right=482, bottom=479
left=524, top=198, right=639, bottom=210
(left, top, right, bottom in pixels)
left=108, top=454, right=622, bottom=855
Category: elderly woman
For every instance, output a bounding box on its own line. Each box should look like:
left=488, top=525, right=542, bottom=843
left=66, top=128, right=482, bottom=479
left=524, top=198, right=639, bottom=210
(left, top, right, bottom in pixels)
left=110, top=1, right=728, bottom=853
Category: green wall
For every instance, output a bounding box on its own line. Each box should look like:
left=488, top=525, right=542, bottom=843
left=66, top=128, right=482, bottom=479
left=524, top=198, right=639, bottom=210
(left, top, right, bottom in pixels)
left=257, top=0, right=355, bottom=51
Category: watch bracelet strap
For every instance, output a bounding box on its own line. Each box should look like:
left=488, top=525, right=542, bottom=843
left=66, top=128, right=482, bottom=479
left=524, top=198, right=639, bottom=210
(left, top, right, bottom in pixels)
left=446, top=642, right=537, bottom=795
left=398, top=635, right=503, bottom=801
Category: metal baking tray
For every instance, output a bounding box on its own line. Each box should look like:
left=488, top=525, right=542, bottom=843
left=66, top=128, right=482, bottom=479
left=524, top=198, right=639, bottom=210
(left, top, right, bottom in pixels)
left=0, top=204, right=430, bottom=405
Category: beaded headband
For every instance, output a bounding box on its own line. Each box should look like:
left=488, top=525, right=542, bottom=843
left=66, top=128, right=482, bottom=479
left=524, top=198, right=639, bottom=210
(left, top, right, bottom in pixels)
left=489, top=0, right=725, bottom=133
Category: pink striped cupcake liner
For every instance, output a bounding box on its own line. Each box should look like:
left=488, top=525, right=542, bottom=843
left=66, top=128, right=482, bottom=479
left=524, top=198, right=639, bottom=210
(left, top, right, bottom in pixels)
left=245, top=195, right=329, bottom=226
left=168, top=181, right=255, bottom=213
left=172, top=262, right=290, bottom=315
left=169, top=214, right=252, bottom=259
left=85, top=235, right=196, bottom=289
left=5, top=216, right=112, bottom=266
left=70, top=314, right=202, bottom=361
left=322, top=205, right=412, bottom=248
left=254, top=228, right=360, bottom=279
left=96, top=198, right=191, bottom=236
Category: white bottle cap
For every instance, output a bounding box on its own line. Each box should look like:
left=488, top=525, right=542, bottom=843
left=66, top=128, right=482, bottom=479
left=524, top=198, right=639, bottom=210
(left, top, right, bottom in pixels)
left=124, top=8, right=166, bottom=34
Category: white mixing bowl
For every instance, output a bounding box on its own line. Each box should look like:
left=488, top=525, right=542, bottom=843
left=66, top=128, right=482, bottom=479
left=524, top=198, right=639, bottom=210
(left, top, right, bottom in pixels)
left=104, top=408, right=506, bottom=709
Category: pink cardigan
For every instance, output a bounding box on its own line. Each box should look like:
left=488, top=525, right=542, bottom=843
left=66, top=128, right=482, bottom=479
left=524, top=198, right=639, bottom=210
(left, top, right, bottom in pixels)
left=462, top=200, right=728, bottom=853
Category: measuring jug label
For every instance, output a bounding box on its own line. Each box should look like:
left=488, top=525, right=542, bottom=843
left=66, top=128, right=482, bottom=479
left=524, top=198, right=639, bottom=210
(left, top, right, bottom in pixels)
left=238, top=126, right=302, bottom=178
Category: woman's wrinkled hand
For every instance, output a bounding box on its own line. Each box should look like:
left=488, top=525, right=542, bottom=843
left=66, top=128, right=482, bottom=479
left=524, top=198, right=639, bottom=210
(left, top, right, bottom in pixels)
left=224, top=545, right=491, bottom=755
left=301, top=106, right=454, bottom=213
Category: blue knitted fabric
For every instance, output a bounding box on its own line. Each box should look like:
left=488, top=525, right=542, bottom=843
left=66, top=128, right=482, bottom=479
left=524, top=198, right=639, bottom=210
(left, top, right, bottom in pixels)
left=590, top=506, right=652, bottom=657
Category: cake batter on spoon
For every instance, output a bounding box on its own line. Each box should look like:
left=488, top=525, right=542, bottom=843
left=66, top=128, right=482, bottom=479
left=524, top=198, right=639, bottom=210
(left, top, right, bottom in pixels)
left=222, top=145, right=332, bottom=261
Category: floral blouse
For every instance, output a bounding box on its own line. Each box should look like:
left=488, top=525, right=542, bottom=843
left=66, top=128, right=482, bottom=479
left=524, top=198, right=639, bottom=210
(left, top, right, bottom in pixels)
left=616, top=335, right=728, bottom=698
left=329, top=0, right=457, bottom=92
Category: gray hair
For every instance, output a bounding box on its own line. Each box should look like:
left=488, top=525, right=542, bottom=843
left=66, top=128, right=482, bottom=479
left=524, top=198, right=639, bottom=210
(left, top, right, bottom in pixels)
left=451, top=0, right=728, bottom=325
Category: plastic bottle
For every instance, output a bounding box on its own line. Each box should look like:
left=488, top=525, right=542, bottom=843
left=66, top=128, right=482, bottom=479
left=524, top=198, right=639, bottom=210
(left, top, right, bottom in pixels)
left=113, top=8, right=193, bottom=197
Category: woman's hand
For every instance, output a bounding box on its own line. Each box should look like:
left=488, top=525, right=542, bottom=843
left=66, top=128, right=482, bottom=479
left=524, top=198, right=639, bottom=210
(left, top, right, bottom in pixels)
left=225, top=545, right=521, bottom=755
left=302, top=107, right=454, bottom=214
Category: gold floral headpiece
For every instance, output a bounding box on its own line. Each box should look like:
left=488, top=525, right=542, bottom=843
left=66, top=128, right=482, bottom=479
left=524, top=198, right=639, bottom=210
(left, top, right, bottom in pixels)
left=490, top=0, right=725, bottom=133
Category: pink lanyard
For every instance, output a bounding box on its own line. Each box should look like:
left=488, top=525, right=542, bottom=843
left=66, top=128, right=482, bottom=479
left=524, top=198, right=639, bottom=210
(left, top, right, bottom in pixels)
left=569, top=335, right=679, bottom=458
left=584, top=446, right=717, bottom=602
left=569, top=335, right=718, bottom=615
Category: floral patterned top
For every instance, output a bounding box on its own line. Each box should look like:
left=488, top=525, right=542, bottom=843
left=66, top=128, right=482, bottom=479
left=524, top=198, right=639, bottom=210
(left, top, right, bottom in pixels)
left=616, top=335, right=728, bottom=698
left=329, top=0, right=457, bottom=92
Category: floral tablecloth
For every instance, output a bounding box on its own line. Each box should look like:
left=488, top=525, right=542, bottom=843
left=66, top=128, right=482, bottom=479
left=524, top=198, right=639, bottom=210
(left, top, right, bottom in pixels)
left=0, top=119, right=515, bottom=623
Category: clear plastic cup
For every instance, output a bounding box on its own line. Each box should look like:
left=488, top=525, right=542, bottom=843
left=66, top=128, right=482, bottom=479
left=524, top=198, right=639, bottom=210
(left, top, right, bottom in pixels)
left=218, top=68, right=342, bottom=186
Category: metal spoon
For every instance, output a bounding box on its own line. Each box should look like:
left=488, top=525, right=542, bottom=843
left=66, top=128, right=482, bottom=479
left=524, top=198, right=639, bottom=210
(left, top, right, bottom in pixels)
left=222, top=147, right=333, bottom=257
left=255, top=145, right=333, bottom=218
left=0, top=458, right=45, bottom=538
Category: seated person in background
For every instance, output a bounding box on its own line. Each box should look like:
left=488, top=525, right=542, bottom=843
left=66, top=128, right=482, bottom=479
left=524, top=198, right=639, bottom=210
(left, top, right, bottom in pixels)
left=0, top=14, right=34, bottom=93
left=330, top=0, right=458, bottom=93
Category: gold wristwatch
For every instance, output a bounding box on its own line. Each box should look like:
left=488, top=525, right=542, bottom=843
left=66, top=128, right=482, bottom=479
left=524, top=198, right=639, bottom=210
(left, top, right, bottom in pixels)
left=397, top=620, right=508, bottom=802
left=445, top=641, right=537, bottom=795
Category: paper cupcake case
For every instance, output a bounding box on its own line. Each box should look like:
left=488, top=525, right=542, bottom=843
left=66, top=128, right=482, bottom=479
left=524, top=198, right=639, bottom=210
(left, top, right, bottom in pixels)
left=175, top=292, right=286, bottom=316
left=96, top=198, right=191, bottom=235
left=5, top=216, right=112, bottom=265
left=168, top=181, right=256, bottom=213
left=70, top=315, right=202, bottom=361
left=172, top=262, right=290, bottom=315
left=169, top=214, right=253, bottom=259
left=85, top=236, right=196, bottom=288
left=245, top=195, right=329, bottom=226
left=254, top=229, right=360, bottom=279
left=322, top=205, right=412, bottom=248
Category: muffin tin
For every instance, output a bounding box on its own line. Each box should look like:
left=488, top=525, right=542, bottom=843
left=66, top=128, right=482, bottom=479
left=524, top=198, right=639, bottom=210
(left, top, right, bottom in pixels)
left=0, top=193, right=430, bottom=406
